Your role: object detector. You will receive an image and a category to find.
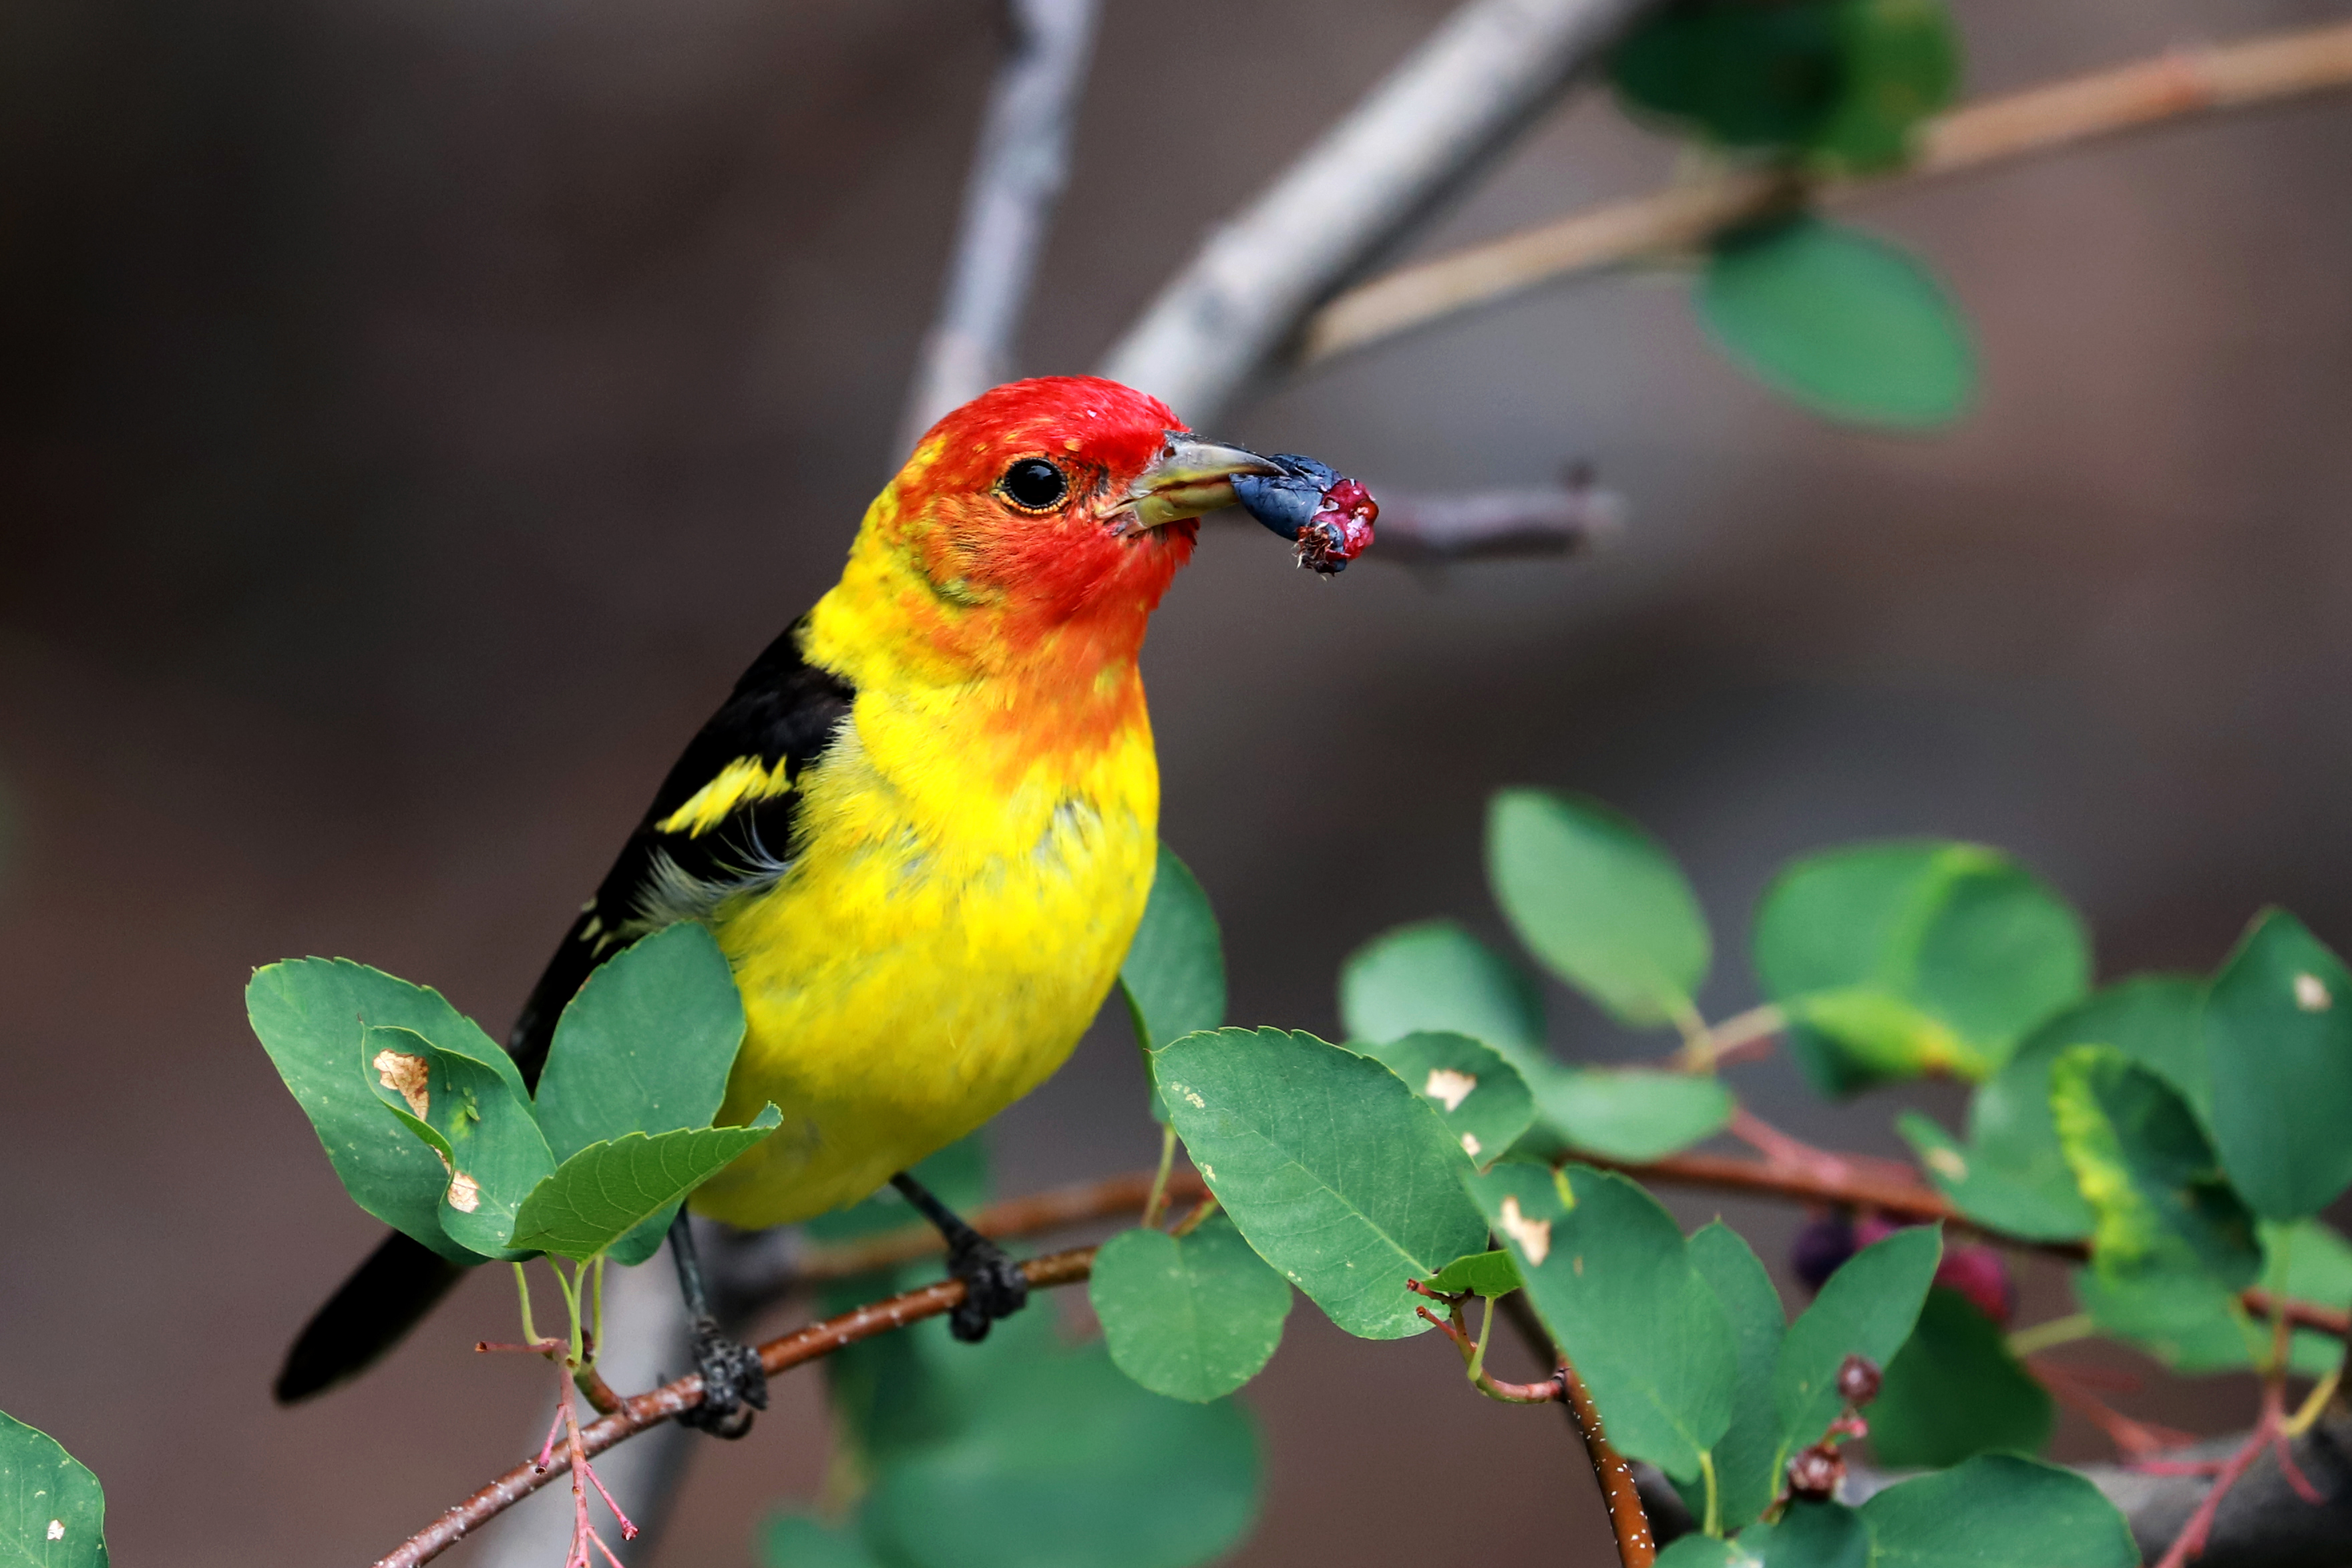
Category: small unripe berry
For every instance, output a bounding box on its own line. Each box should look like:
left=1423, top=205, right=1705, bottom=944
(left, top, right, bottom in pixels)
left=1835, top=1354, right=1882, bottom=1407
left=1786, top=1444, right=1844, bottom=1501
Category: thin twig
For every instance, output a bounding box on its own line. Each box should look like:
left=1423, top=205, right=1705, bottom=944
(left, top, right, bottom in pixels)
left=894, top=0, right=1101, bottom=455
left=371, top=1248, right=1097, bottom=1568
left=1301, top=20, right=2352, bottom=365
left=1361, top=473, right=1629, bottom=565
left=1099, top=0, right=1668, bottom=425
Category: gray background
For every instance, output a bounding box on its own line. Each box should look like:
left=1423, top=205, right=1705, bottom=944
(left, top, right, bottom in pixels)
left=3, top=0, right=2349, bottom=1561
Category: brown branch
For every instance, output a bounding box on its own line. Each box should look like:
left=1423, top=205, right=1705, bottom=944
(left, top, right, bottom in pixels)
left=1559, top=1354, right=1657, bottom=1566
left=377, top=1151, right=2352, bottom=1567
left=1301, top=19, right=2352, bottom=364
left=371, top=1247, right=1097, bottom=1568
left=1497, top=1289, right=1654, bottom=1565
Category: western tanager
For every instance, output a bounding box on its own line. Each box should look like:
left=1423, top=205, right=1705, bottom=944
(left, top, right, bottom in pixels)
left=275, top=376, right=1371, bottom=1430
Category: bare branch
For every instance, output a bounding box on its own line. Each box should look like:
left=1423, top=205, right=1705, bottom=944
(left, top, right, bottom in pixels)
left=896, top=0, right=1102, bottom=457
left=1099, top=0, right=1666, bottom=426
left=1364, top=471, right=1626, bottom=565
left=1302, top=19, right=2352, bottom=365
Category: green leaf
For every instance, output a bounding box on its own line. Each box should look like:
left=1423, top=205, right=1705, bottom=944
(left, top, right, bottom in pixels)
left=1754, top=841, right=2088, bottom=1094
left=1738, top=1501, right=1873, bottom=1568
left=1686, top=1222, right=1788, bottom=1531
left=1775, top=1224, right=1939, bottom=1464
left=1812, top=0, right=1961, bottom=172
left=1859, top=1453, right=2137, bottom=1567
left=508, top=1109, right=781, bottom=1261
left=1467, top=1164, right=1735, bottom=1480
left=2051, top=1044, right=2260, bottom=1289
left=861, top=1345, right=1261, bottom=1568
left=2204, top=908, right=2352, bottom=1220
left=1121, top=846, right=1227, bottom=1121
left=1156, top=1029, right=1487, bottom=1339
left=1090, top=1217, right=1292, bottom=1403
left=1655, top=1539, right=1748, bottom=1568
left=2071, top=1267, right=2263, bottom=1376
left=2099, top=1220, right=2352, bottom=1378
left=1701, top=216, right=1975, bottom=429
left=0, top=1410, right=107, bottom=1567
left=532, top=924, right=743, bottom=1155
left=364, top=1024, right=557, bottom=1260
left=1424, top=1249, right=1523, bottom=1299
left=1339, top=919, right=1548, bottom=1066
left=1907, top=977, right=2204, bottom=1241
left=1611, top=0, right=1842, bottom=148
left=1611, top=0, right=1957, bottom=172
left=530, top=924, right=747, bottom=1263
left=1347, top=1031, right=1534, bottom=1168
left=246, top=958, right=508, bottom=1261
left=1869, top=1287, right=2052, bottom=1468
left=1531, top=1068, right=1736, bottom=1162
left=756, top=1513, right=881, bottom=1568
left=1487, top=789, right=1710, bottom=1028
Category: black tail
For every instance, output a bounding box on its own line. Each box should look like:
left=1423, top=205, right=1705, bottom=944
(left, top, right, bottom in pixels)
left=274, top=1230, right=470, bottom=1404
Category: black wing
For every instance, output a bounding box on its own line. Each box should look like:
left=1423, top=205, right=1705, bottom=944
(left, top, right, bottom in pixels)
left=507, top=614, right=855, bottom=1085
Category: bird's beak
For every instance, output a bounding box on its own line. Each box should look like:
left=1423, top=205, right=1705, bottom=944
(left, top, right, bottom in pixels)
left=1121, top=433, right=1284, bottom=530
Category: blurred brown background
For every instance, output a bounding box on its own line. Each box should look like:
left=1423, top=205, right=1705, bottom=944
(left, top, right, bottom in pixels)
left=3, top=0, right=2350, bottom=1561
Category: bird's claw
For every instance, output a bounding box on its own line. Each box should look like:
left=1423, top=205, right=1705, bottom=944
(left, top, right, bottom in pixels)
left=946, top=1237, right=1030, bottom=1343
left=677, top=1317, right=767, bottom=1438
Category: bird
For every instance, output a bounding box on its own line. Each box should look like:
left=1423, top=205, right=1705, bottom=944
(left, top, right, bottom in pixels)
left=274, top=375, right=1313, bottom=1432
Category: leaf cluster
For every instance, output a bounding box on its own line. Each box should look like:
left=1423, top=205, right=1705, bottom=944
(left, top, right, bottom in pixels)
left=250, top=922, right=776, bottom=1265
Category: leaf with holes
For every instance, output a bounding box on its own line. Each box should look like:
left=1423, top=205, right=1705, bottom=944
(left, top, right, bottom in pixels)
left=1701, top=216, right=1973, bottom=432
left=510, top=1109, right=781, bottom=1261
left=1346, top=1031, right=1533, bottom=1169
left=364, top=1024, right=556, bottom=1261
left=1466, top=1164, right=1736, bottom=1481
left=2205, top=908, right=2352, bottom=1221
left=1121, top=846, right=1227, bottom=1123
left=0, top=1410, right=108, bottom=1568
left=1090, top=1217, right=1292, bottom=1403
left=1487, top=789, right=1710, bottom=1030
left=1155, top=1029, right=1488, bottom=1340
left=247, top=958, right=509, bottom=1261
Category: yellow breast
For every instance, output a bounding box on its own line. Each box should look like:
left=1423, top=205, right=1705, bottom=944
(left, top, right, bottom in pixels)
left=687, top=675, right=1159, bottom=1229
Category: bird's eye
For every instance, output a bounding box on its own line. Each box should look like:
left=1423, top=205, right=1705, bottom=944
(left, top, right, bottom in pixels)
left=1000, top=457, right=1068, bottom=512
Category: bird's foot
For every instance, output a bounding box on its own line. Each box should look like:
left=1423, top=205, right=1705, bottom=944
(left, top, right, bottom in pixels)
left=677, top=1316, right=767, bottom=1438
left=946, top=1235, right=1030, bottom=1344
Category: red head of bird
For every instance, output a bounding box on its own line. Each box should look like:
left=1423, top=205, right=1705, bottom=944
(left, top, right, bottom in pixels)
left=833, top=377, right=1280, bottom=689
